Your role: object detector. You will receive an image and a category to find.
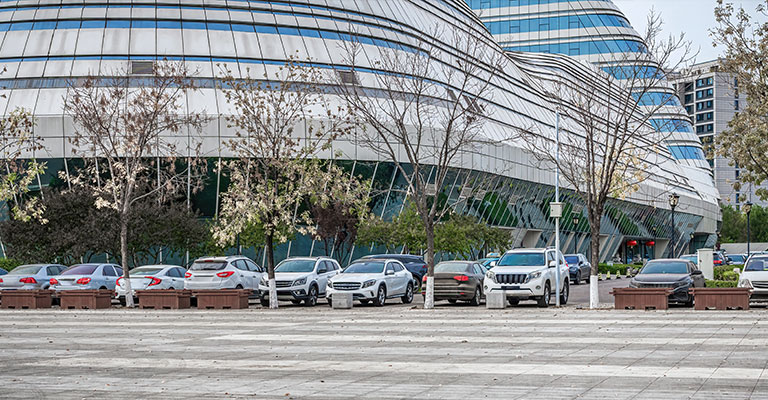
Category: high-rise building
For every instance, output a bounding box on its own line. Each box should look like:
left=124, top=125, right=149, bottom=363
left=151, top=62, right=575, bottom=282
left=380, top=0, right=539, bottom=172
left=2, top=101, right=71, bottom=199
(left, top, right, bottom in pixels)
left=671, top=59, right=762, bottom=209
left=0, top=0, right=718, bottom=263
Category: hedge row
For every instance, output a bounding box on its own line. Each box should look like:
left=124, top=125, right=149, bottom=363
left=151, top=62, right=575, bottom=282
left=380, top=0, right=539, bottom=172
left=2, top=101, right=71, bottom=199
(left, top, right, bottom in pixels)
left=0, top=258, right=22, bottom=272
left=705, top=280, right=738, bottom=288
left=597, top=264, right=636, bottom=275
left=714, top=265, right=742, bottom=281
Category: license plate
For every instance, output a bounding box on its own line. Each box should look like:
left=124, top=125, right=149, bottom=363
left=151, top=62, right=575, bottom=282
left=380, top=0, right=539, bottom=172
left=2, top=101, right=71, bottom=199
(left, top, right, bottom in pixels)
left=502, top=286, right=521, bottom=290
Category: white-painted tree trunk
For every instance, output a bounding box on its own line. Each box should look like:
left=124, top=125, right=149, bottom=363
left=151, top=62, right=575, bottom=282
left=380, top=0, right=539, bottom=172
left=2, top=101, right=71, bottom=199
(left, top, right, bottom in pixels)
left=424, top=276, right=435, bottom=309
left=124, top=278, right=134, bottom=307
left=269, top=277, right=278, bottom=309
left=589, top=276, right=599, bottom=309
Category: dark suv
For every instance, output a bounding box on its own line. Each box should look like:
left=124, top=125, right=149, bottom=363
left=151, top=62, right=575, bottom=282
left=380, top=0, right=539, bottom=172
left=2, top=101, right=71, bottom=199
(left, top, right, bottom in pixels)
left=357, top=254, right=428, bottom=289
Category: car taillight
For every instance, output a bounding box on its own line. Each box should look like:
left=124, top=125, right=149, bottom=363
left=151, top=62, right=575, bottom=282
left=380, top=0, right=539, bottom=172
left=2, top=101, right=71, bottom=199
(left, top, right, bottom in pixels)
left=453, top=275, right=469, bottom=282
left=116, top=277, right=123, bottom=286
left=50, top=278, right=59, bottom=285
left=148, top=277, right=162, bottom=286
left=19, top=277, right=37, bottom=284
left=714, top=260, right=722, bottom=265
left=216, top=271, right=234, bottom=278
left=76, top=277, right=91, bottom=285
left=0, top=278, right=3, bottom=283
left=185, top=272, right=191, bottom=278
left=422, top=275, right=428, bottom=282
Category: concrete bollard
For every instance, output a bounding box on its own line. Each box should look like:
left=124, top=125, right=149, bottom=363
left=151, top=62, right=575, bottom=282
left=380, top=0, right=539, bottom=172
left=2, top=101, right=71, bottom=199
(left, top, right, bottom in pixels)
left=331, top=293, right=353, bottom=309
left=486, top=291, right=507, bottom=309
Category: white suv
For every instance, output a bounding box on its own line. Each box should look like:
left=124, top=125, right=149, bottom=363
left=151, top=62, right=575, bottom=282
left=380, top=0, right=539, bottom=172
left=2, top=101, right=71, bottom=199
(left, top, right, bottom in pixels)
left=326, top=258, right=414, bottom=306
left=258, top=257, right=341, bottom=306
left=738, top=254, right=768, bottom=302
left=484, top=248, right=569, bottom=307
left=184, top=256, right=264, bottom=296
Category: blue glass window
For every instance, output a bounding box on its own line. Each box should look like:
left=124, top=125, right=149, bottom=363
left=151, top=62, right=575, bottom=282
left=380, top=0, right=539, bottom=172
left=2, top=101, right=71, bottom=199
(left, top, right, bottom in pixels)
left=132, top=20, right=156, bottom=29
left=9, top=22, right=33, bottom=31
left=106, top=20, right=130, bottom=29
left=157, top=20, right=181, bottom=29
left=81, top=20, right=106, bottom=29
left=32, top=21, right=56, bottom=30
left=182, top=21, right=206, bottom=30
left=230, top=23, right=253, bottom=32
left=668, top=145, right=706, bottom=160
left=56, top=20, right=80, bottom=29
left=207, top=22, right=230, bottom=31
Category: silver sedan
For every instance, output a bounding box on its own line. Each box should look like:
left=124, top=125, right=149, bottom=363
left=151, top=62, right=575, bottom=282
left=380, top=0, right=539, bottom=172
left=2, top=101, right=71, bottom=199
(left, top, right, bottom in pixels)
left=115, top=265, right=186, bottom=304
left=0, top=264, right=67, bottom=290
left=50, top=264, right=123, bottom=292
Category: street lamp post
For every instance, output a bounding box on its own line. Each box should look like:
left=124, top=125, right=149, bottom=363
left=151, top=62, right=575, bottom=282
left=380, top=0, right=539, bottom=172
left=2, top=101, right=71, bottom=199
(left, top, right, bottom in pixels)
left=689, top=233, right=695, bottom=254
left=572, top=215, right=580, bottom=253
left=669, top=193, right=680, bottom=258
left=744, top=201, right=753, bottom=255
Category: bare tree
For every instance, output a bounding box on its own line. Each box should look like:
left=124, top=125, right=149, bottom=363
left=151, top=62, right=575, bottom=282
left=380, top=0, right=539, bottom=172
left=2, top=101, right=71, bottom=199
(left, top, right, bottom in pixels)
left=334, top=27, right=505, bottom=309
left=213, top=58, right=362, bottom=309
left=64, top=61, right=209, bottom=307
left=515, top=11, right=695, bottom=308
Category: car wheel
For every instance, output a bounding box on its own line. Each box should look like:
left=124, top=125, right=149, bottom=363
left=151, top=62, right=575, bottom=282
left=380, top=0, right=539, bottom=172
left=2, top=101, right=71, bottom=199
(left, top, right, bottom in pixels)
left=235, top=285, right=244, bottom=290
left=401, top=283, right=414, bottom=304
left=585, top=274, right=591, bottom=284
left=304, top=285, right=318, bottom=307
left=574, top=271, right=581, bottom=285
left=447, top=299, right=457, bottom=304
left=560, top=280, right=569, bottom=305
left=119, top=297, right=126, bottom=307
left=373, top=285, right=386, bottom=307
left=508, top=298, right=520, bottom=306
left=469, top=287, right=482, bottom=306
left=360, top=299, right=370, bottom=305
left=260, top=297, right=270, bottom=307
left=684, top=295, right=694, bottom=307
left=290, top=300, right=302, bottom=305
left=537, top=282, right=551, bottom=308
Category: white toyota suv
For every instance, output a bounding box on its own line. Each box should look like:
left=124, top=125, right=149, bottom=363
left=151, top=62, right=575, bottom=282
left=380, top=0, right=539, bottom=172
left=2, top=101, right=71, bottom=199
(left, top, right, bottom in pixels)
left=484, top=248, right=569, bottom=307
left=326, top=258, right=415, bottom=306
left=258, top=257, right=341, bottom=306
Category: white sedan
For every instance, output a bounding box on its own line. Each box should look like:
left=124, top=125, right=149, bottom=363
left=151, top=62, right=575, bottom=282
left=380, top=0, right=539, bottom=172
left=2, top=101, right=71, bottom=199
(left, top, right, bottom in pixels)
left=327, top=259, right=414, bottom=306
left=116, top=265, right=187, bottom=304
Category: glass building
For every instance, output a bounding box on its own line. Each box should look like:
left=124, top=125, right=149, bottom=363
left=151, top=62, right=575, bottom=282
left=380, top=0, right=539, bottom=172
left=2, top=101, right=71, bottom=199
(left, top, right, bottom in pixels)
left=0, top=0, right=718, bottom=265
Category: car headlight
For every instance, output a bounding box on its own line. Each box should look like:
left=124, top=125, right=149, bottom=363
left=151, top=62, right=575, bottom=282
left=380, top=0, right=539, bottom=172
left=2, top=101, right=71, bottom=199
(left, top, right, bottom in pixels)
left=674, top=279, right=693, bottom=288
left=327, top=280, right=333, bottom=289
left=293, top=277, right=307, bottom=286
left=260, top=276, right=268, bottom=286
left=524, top=270, right=543, bottom=283
left=486, top=270, right=496, bottom=283
left=739, top=279, right=752, bottom=288
left=629, top=279, right=638, bottom=288
left=361, top=279, right=376, bottom=288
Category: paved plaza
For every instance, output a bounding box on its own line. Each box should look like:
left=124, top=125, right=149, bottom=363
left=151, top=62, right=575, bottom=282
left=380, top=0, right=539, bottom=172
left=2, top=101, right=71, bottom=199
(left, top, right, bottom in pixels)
left=2, top=302, right=768, bottom=399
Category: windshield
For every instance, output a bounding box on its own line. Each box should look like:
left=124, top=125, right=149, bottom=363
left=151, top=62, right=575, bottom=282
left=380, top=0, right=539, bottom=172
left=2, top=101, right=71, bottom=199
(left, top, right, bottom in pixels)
left=130, top=267, right=164, bottom=276
left=276, top=260, right=316, bottom=273
left=7, top=265, right=42, bottom=275
left=640, top=262, right=688, bottom=274
left=564, top=256, right=579, bottom=265
left=190, top=261, right=227, bottom=271
left=680, top=256, right=697, bottom=263
left=728, top=255, right=745, bottom=263
left=435, top=262, right=471, bottom=273
left=344, top=262, right=385, bottom=274
left=745, top=258, right=768, bottom=271
left=498, top=253, right=545, bottom=267
left=62, top=265, right=98, bottom=275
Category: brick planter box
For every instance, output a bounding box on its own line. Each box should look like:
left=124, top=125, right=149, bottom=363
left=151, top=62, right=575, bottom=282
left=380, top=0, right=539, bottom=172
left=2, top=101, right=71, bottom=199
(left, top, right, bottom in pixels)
left=0, top=290, right=54, bottom=309
left=610, top=288, right=672, bottom=310
left=193, top=289, right=250, bottom=309
left=690, top=288, right=751, bottom=310
left=136, top=290, right=192, bottom=309
left=59, top=290, right=113, bottom=310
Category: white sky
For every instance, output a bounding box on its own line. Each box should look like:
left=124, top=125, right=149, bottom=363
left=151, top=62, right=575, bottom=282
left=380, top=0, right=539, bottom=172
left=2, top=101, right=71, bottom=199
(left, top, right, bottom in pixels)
left=612, top=0, right=763, bottom=64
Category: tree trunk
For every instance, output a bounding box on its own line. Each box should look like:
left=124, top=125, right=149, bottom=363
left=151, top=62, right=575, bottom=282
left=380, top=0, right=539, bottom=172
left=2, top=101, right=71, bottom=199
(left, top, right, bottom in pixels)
left=266, top=231, right=278, bottom=309
left=120, top=216, right=134, bottom=308
left=423, top=219, right=436, bottom=310
left=588, top=210, right=601, bottom=309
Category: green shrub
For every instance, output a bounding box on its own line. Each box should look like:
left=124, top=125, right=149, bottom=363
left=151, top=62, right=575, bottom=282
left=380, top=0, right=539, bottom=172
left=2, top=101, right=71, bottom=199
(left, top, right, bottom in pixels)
left=705, top=280, right=738, bottom=288
left=722, top=271, right=740, bottom=281
left=597, top=263, right=635, bottom=275
left=0, top=258, right=23, bottom=272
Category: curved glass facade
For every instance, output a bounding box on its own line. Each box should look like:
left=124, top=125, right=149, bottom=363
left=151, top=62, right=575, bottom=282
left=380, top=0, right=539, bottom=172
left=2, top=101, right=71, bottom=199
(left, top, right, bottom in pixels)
left=0, top=0, right=718, bottom=262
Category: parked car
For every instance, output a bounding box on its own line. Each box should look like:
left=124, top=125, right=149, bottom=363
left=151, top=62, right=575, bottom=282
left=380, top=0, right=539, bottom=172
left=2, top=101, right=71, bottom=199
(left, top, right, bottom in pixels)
left=116, top=265, right=187, bottom=305
left=184, top=256, right=264, bottom=295
left=738, top=255, right=768, bottom=302
left=484, top=248, right=570, bottom=307
left=425, top=261, right=485, bottom=305
left=680, top=254, right=698, bottom=266
left=628, top=259, right=705, bottom=306
left=327, top=258, right=413, bottom=306
left=564, top=254, right=591, bottom=285
left=714, top=251, right=728, bottom=265
left=0, top=264, right=66, bottom=291
left=727, top=254, right=747, bottom=265
left=478, top=253, right=501, bottom=269
left=259, top=257, right=341, bottom=306
left=50, top=264, right=123, bottom=292
left=359, top=254, right=427, bottom=288
left=0, top=267, right=7, bottom=276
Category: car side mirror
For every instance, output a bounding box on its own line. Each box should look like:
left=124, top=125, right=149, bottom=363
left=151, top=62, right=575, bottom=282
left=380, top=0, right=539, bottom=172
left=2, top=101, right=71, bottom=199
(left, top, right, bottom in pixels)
left=733, top=268, right=741, bottom=275
left=489, top=261, right=497, bottom=267
left=318, top=269, right=327, bottom=274
left=692, top=270, right=703, bottom=275
left=548, top=261, right=557, bottom=268
left=386, top=270, right=394, bottom=276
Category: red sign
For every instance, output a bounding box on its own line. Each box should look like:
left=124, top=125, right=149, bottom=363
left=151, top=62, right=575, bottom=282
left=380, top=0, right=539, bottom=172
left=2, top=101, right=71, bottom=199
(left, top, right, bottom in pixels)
left=627, top=240, right=637, bottom=246
left=646, top=241, right=655, bottom=246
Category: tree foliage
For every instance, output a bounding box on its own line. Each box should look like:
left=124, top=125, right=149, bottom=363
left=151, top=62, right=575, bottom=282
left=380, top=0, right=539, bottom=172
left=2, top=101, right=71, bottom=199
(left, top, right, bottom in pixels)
left=712, top=0, right=768, bottom=200
left=720, top=204, right=768, bottom=243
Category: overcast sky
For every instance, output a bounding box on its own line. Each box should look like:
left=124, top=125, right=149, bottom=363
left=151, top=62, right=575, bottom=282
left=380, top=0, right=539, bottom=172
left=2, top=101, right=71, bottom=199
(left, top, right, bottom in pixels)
left=612, top=0, right=763, bottom=64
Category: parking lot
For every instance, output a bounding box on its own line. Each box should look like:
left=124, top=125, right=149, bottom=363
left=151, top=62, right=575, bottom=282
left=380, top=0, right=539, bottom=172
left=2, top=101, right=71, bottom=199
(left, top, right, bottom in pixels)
left=2, top=300, right=768, bottom=399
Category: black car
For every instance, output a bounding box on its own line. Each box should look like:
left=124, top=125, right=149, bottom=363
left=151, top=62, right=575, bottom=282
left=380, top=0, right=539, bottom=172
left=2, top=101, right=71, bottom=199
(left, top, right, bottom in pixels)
left=629, top=259, right=705, bottom=306
left=564, top=254, right=591, bottom=285
left=358, top=254, right=428, bottom=288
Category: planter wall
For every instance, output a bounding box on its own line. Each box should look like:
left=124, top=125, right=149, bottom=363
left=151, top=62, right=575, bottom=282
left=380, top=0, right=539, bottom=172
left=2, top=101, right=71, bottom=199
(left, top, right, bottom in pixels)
left=136, top=290, right=191, bottom=309
left=0, top=290, right=54, bottom=309
left=690, top=288, right=751, bottom=310
left=59, top=290, right=113, bottom=309
left=193, top=289, right=250, bottom=309
left=610, top=288, right=672, bottom=310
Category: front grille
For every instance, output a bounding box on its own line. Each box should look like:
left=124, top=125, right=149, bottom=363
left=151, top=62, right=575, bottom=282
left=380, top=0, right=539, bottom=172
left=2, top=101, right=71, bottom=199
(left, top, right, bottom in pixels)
left=752, top=281, right=768, bottom=289
left=275, top=280, right=293, bottom=288
left=496, top=274, right=527, bottom=284
left=638, top=283, right=674, bottom=288
left=332, top=282, right=361, bottom=291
